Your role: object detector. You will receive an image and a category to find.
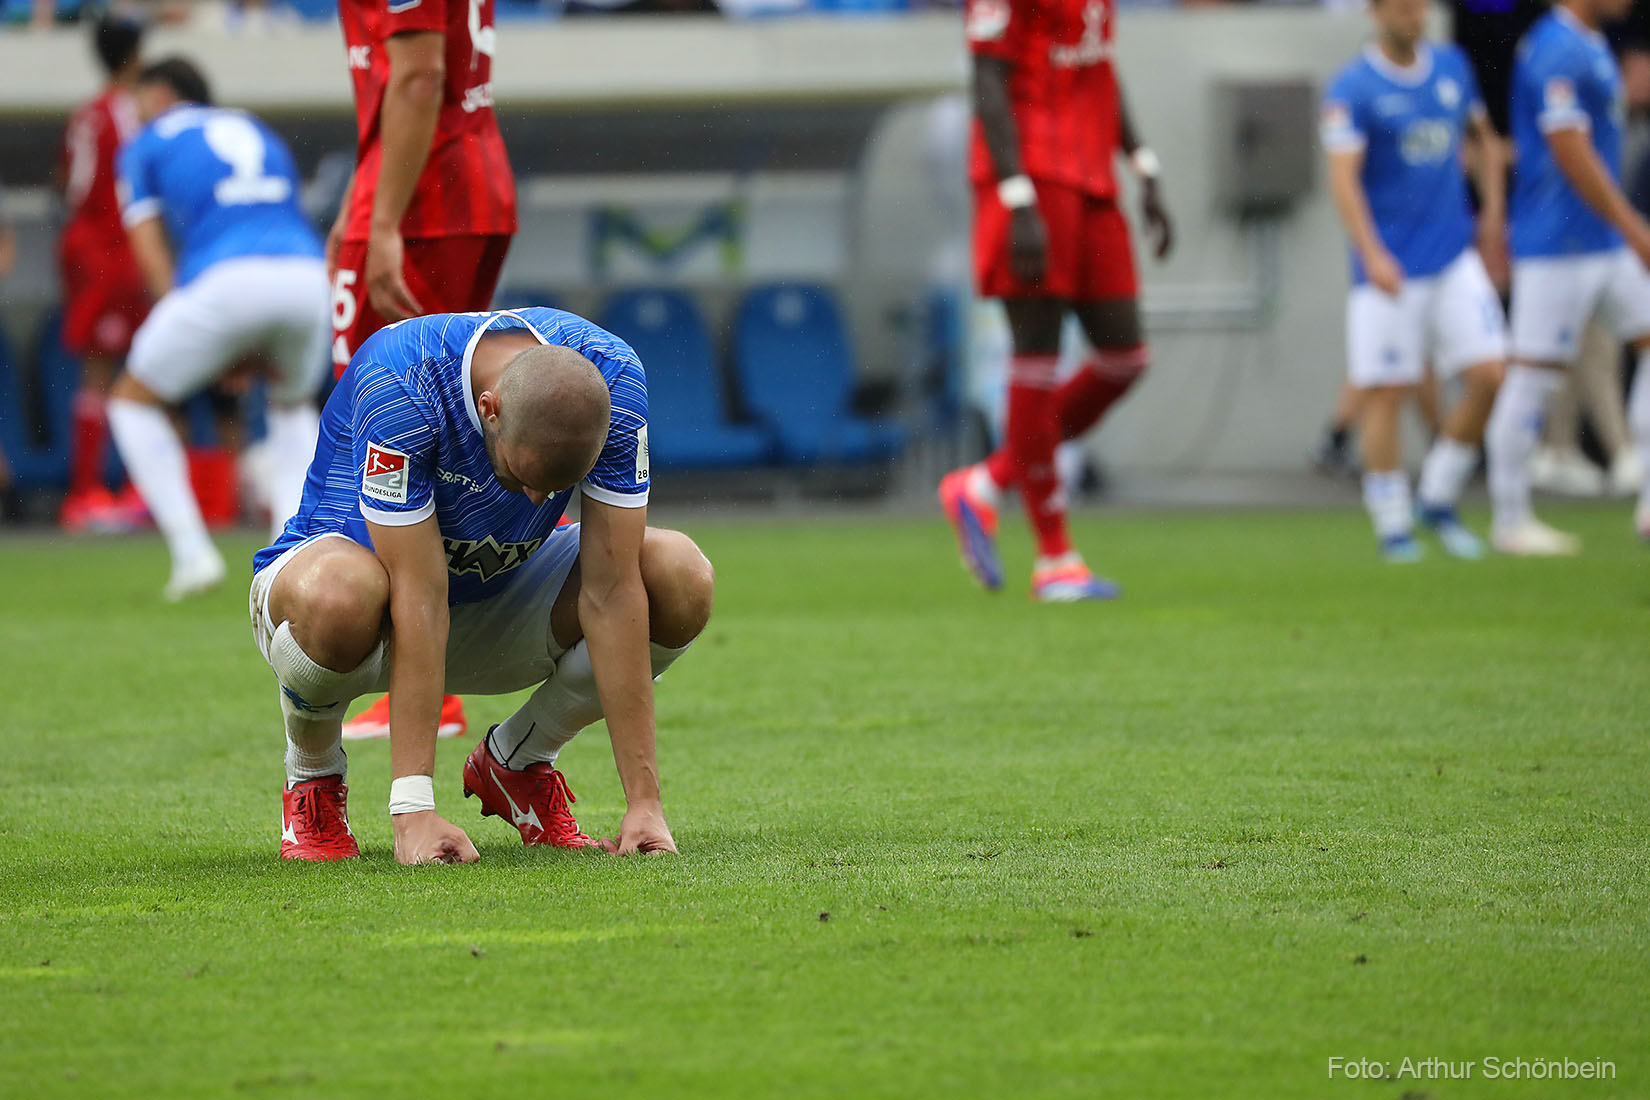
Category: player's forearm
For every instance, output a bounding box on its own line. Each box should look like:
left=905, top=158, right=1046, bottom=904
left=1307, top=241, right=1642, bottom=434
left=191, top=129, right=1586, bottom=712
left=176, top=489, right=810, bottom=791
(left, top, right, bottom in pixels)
left=1468, top=128, right=1507, bottom=222
left=1550, top=135, right=1644, bottom=236
left=1116, top=83, right=1140, bottom=157
left=579, top=580, right=661, bottom=807
left=332, top=167, right=357, bottom=236
left=126, top=217, right=174, bottom=299
left=973, top=57, right=1025, bottom=182
left=371, top=70, right=443, bottom=234
left=1327, top=165, right=1386, bottom=261
left=385, top=585, right=448, bottom=781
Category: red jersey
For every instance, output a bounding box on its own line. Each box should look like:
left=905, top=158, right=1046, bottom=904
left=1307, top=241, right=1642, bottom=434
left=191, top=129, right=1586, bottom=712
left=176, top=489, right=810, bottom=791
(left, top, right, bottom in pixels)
left=965, top=0, right=1120, bottom=200
left=59, top=87, right=141, bottom=277
left=339, top=0, right=517, bottom=242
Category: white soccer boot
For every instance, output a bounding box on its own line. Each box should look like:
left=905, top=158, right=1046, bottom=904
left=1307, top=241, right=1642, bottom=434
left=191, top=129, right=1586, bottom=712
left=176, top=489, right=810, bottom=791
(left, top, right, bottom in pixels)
left=164, top=545, right=227, bottom=602
left=1530, top=446, right=1605, bottom=496
left=1492, top=519, right=1582, bottom=557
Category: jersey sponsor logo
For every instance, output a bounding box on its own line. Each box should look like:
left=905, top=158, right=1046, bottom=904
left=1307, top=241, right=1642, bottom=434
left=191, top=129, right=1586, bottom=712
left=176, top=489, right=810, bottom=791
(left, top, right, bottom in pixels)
left=387, top=0, right=422, bottom=11
left=461, top=82, right=495, bottom=114
left=443, top=535, right=544, bottom=582
left=347, top=45, right=371, bottom=70
left=435, top=466, right=489, bottom=494
left=363, top=443, right=411, bottom=504
left=1400, top=119, right=1453, bottom=165
left=635, top=426, right=649, bottom=484
left=965, top=0, right=1010, bottom=42
left=1049, top=0, right=1108, bottom=68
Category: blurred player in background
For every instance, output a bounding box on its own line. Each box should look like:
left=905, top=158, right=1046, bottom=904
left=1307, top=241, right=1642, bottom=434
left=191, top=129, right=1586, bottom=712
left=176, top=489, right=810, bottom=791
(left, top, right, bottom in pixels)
left=329, top=0, right=519, bottom=741
left=57, top=15, right=149, bottom=532
left=1486, top=0, right=1650, bottom=552
left=1322, top=0, right=1509, bottom=562
left=107, top=58, right=329, bottom=599
left=250, top=307, right=709, bottom=864
left=940, top=0, right=1172, bottom=603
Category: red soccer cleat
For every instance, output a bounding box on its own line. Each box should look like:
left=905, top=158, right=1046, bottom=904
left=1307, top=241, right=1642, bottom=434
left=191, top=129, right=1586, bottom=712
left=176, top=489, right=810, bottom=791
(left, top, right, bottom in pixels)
left=341, top=694, right=469, bottom=741
left=462, top=737, right=594, bottom=849
left=280, top=776, right=360, bottom=861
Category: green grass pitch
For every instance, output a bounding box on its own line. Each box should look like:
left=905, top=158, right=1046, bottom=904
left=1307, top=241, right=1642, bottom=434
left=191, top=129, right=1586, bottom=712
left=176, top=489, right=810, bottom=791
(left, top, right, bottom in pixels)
left=1, top=503, right=1645, bottom=1098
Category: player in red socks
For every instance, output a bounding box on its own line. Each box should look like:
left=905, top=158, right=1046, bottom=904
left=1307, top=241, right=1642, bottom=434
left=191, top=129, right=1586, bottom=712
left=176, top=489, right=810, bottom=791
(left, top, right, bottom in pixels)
left=58, top=16, right=150, bottom=533
left=940, top=0, right=1172, bottom=601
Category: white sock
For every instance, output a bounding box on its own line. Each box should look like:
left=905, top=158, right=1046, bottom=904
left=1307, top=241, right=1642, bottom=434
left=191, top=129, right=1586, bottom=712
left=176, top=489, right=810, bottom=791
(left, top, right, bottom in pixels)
left=1417, top=436, right=1478, bottom=511
left=107, top=397, right=214, bottom=564
left=487, top=640, right=692, bottom=770
left=1485, top=366, right=1561, bottom=534
left=1630, top=352, right=1650, bottom=512
left=1361, top=469, right=1413, bottom=540
left=269, top=620, right=385, bottom=786
left=265, top=403, right=320, bottom=541
left=967, top=463, right=1002, bottom=505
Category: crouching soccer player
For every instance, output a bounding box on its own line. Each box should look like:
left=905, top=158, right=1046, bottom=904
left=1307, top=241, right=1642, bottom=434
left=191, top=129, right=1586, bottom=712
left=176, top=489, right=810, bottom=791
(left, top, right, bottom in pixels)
left=248, top=307, right=713, bottom=864
left=1322, top=0, right=1510, bottom=561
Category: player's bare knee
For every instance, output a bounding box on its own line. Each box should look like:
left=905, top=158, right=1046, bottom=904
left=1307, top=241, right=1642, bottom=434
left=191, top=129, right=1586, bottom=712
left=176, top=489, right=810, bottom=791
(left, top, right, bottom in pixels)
left=282, top=554, right=388, bottom=671
left=642, top=529, right=714, bottom=647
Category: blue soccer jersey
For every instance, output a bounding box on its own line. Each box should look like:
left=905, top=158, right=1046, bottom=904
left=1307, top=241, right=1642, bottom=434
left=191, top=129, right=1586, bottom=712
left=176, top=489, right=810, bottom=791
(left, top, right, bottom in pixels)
left=254, top=309, right=651, bottom=605
left=1321, top=43, right=1485, bottom=285
left=1509, top=8, right=1625, bottom=258
left=117, top=104, right=321, bottom=287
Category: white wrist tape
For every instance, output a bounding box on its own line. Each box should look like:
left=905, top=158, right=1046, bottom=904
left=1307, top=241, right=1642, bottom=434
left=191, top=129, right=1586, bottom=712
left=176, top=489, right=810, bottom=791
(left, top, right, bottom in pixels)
left=1130, top=148, right=1161, bottom=180
left=388, top=774, right=436, bottom=815
left=997, top=174, right=1037, bottom=210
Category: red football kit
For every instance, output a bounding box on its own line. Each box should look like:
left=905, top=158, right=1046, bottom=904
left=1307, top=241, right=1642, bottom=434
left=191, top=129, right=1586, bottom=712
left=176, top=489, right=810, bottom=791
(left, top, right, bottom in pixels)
left=966, top=0, right=1137, bottom=301
left=59, top=88, right=149, bottom=359
left=332, top=0, right=518, bottom=373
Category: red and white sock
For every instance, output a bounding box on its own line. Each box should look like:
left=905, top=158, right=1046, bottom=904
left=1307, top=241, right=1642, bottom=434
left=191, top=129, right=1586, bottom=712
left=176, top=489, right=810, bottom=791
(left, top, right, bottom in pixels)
left=996, top=354, right=1070, bottom=559
left=1055, top=345, right=1150, bottom=441
left=68, top=389, right=109, bottom=498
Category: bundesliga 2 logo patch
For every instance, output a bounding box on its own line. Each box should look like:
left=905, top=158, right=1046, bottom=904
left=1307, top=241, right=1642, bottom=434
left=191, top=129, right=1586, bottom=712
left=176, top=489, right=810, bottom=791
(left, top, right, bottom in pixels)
left=362, top=443, right=410, bottom=505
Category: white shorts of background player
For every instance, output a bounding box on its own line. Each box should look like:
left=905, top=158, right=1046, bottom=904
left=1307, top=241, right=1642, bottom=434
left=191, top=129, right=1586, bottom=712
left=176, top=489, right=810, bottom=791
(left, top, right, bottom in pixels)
left=1346, top=248, right=1508, bottom=389
left=1509, top=248, right=1650, bottom=365
left=128, top=254, right=330, bottom=404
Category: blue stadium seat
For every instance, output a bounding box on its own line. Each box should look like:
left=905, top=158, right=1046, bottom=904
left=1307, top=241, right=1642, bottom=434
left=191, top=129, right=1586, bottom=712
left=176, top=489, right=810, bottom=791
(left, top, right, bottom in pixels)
left=281, top=0, right=338, bottom=21
left=597, top=289, right=772, bottom=471
left=733, top=284, right=904, bottom=465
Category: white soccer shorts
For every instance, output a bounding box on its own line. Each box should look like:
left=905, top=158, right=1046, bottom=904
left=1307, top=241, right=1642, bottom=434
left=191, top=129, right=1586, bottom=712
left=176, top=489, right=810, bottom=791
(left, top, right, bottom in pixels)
left=1346, top=247, right=1508, bottom=389
left=1509, top=248, right=1650, bottom=364
left=250, top=522, right=584, bottom=697
left=128, top=255, right=330, bottom=405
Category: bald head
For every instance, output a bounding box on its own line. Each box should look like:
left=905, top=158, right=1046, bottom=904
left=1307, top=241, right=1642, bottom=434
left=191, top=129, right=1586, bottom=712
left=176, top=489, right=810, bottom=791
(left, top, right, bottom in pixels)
left=482, top=344, right=611, bottom=497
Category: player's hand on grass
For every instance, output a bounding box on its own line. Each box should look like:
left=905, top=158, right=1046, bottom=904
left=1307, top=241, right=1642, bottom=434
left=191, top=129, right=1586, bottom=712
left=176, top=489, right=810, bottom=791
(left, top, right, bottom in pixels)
left=1363, top=247, right=1403, bottom=297
left=1009, top=206, right=1049, bottom=285
left=600, top=802, right=677, bottom=856
left=365, top=226, right=426, bottom=322
left=1142, top=179, right=1173, bottom=260
left=392, top=809, right=480, bottom=865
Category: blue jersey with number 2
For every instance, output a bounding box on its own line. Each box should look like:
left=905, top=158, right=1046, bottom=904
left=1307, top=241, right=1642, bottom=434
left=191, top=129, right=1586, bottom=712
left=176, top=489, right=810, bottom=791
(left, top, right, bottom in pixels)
left=118, top=104, right=321, bottom=286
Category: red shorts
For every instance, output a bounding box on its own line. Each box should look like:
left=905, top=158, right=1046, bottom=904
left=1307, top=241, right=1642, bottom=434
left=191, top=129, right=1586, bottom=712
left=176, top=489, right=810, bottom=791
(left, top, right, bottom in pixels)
left=61, top=263, right=149, bottom=359
left=974, top=182, right=1138, bottom=302
left=331, top=233, right=512, bottom=376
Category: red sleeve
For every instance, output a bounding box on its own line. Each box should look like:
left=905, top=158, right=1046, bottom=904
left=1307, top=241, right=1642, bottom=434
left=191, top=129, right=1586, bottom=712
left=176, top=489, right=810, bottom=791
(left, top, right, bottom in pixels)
left=380, top=0, right=447, bottom=39
left=965, top=0, right=1023, bottom=62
